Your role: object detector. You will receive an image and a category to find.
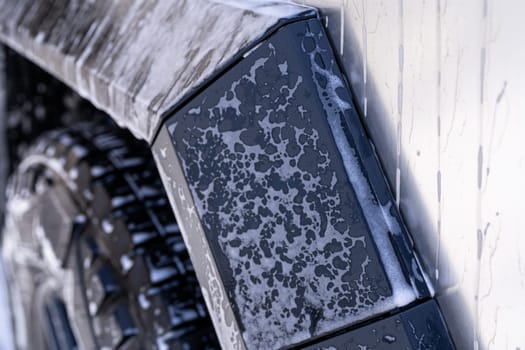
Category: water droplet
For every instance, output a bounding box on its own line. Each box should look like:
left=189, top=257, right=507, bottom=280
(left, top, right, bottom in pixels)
left=382, top=335, right=396, bottom=343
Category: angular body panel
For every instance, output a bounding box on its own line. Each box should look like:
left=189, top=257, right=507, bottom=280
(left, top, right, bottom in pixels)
left=153, top=18, right=431, bottom=349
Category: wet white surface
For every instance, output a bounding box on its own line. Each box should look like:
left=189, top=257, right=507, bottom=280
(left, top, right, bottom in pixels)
left=301, top=0, right=525, bottom=349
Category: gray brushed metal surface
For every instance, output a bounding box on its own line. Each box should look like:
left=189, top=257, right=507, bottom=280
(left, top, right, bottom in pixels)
left=298, top=1, right=525, bottom=349
left=0, top=0, right=314, bottom=143
left=153, top=17, right=432, bottom=350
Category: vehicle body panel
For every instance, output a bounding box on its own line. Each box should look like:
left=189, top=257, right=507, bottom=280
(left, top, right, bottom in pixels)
left=152, top=17, right=431, bottom=349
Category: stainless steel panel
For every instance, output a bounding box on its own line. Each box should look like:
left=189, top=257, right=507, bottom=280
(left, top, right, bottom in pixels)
left=300, top=1, right=525, bottom=349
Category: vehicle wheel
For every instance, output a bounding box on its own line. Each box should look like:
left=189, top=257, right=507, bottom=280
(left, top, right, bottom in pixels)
left=1, top=122, right=219, bottom=349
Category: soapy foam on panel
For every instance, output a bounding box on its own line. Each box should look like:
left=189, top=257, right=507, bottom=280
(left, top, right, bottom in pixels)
left=171, top=35, right=404, bottom=348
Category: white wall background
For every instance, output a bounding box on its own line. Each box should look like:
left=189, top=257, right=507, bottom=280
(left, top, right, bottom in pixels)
left=300, top=1, right=525, bottom=349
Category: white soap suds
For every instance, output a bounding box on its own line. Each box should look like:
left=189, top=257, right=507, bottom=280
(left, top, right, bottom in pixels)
left=90, top=166, right=108, bottom=177
left=101, top=219, right=114, bottom=234
left=383, top=334, right=396, bottom=343
left=175, top=37, right=415, bottom=349
left=150, top=266, right=177, bottom=284
left=120, top=255, right=134, bottom=274
left=68, top=167, right=79, bottom=180
left=72, top=145, right=88, bottom=158
left=278, top=61, right=289, bottom=76
left=89, top=302, right=97, bottom=316
left=138, top=293, right=151, bottom=309
left=111, top=194, right=135, bottom=208
left=132, top=232, right=155, bottom=245
left=305, top=29, right=416, bottom=309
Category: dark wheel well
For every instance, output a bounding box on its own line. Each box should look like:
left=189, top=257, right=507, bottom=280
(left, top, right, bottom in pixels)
left=2, top=121, right=219, bottom=349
